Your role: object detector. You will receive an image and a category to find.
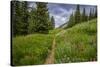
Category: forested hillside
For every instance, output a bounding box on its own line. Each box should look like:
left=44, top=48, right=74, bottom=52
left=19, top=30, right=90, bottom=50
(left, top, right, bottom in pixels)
left=11, top=1, right=97, bottom=66
left=11, top=1, right=55, bottom=36
left=60, top=5, right=97, bottom=29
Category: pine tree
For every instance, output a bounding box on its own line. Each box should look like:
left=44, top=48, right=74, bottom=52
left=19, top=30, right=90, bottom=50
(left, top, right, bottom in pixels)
left=82, top=8, right=86, bottom=22
left=11, top=1, right=15, bottom=36
left=74, top=5, right=81, bottom=24
left=94, top=6, right=97, bottom=18
left=11, top=1, right=21, bottom=36
left=28, top=2, right=55, bottom=34
left=67, top=13, right=75, bottom=27
left=89, top=8, right=92, bottom=20
left=28, top=8, right=37, bottom=34
left=50, top=16, right=55, bottom=29
left=92, top=8, right=95, bottom=19
left=89, top=7, right=97, bottom=20
left=21, top=1, right=28, bottom=35
left=35, top=2, right=49, bottom=33
left=11, top=1, right=29, bottom=36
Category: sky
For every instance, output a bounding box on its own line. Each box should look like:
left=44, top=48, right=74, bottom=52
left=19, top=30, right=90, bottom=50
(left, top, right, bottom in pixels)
left=28, top=2, right=96, bottom=28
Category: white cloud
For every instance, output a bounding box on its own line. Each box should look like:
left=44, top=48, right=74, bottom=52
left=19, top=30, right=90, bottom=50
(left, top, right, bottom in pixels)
left=49, top=7, right=75, bottom=28
left=54, top=15, right=67, bottom=28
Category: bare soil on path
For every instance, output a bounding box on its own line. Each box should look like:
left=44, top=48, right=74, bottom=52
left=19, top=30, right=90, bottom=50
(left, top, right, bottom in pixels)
left=44, top=35, right=56, bottom=64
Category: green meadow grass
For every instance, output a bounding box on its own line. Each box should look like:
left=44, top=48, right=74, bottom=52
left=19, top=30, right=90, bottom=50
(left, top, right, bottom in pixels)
left=55, top=19, right=97, bottom=63
left=12, top=19, right=97, bottom=65
left=12, top=34, right=53, bottom=65
left=49, top=28, right=63, bottom=34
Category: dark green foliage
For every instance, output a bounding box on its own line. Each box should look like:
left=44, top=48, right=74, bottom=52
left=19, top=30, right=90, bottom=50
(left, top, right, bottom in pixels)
left=28, top=2, right=55, bottom=34
left=67, top=13, right=75, bottom=28
left=11, top=1, right=15, bottom=36
left=11, top=1, right=55, bottom=35
left=49, top=16, right=55, bottom=29
left=11, top=1, right=21, bottom=36
left=51, top=16, right=55, bottom=29
left=34, top=2, right=49, bottom=33
left=82, top=8, right=87, bottom=22
left=67, top=5, right=81, bottom=28
left=67, top=5, right=97, bottom=29
left=94, top=6, right=97, bottom=18
left=20, top=1, right=29, bottom=35
left=89, top=8, right=93, bottom=20
left=28, top=9, right=37, bottom=34
left=89, top=7, right=97, bottom=20
left=11, top=1, right=29, bottom=36
left=74, top=5, right=81, bottom=24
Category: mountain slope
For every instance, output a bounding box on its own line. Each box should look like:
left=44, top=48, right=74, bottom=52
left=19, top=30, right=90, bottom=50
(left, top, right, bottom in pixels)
left=55, top=19, right=97, bottom=63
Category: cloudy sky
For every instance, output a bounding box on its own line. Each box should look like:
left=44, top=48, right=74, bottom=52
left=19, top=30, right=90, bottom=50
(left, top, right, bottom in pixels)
left=28, top=2, right=96, bottom=28
left=47, top=3, right=76, bottom=27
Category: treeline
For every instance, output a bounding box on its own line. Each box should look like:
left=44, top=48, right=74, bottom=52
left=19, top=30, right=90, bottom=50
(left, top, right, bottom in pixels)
left=67, top=5, right=97, bottom=28
left=11, top=1, right=55, bottom=36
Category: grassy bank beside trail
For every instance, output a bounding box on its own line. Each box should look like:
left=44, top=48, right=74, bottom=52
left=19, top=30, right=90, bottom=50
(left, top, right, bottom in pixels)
left=49, top=28, right=63, bottom=34
left=55, top=19, right=97, bottom=63
left=12, top=19, right=97, bottom=65
left=12, top=34, right=53, bottom=66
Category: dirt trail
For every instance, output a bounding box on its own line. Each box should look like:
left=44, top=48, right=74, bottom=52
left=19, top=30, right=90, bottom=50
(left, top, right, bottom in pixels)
left=56, top=30, right=66, bottom=36
left=44, top=30, right=66, bottom=64
left=44, top=35, right=56, bottom=64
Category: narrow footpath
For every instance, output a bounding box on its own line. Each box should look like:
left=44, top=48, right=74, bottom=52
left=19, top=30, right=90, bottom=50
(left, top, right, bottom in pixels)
left=44, top=35, right=56, bottom=64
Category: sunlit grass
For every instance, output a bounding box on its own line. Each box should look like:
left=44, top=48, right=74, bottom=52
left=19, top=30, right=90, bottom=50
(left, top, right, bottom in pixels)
left=12, top=19, right=97, bottom=65
left=12, top=34, right=53, bottom=65
left=55, top=19, right=97, bottom=63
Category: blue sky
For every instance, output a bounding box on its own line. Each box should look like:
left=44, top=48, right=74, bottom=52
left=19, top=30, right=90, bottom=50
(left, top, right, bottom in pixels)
left=28, top=2, right=96, bottom=28
left=47, top=4, right=76, bottom=27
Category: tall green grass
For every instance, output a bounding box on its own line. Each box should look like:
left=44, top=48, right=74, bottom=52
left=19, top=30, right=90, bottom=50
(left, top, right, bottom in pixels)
left=49, top=28, right=63, bottom=34
left=12, top=19, right=97, bottom=65
left=12, top=34, right=53, bottom=65
left=55, top=19, right=97, bottom=63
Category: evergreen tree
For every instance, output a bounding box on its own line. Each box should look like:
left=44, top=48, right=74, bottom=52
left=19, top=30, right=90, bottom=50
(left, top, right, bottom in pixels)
left=91, top=8, right=96, bottom=19
left=89, top=7, right=97, bottom=20
left=46, top=11, right=53, bottom=30
left=11, top=1, right=29, bottom=36
left=89, top=8, right=92, bottom=20
left=11, top=1, right=56, bottom=35
left=21, top=1, right=28, bottom=35
left=11, top=1, right=15, bottom=36
left=50, top=16, right=55, bottom=29
left=27, top=2, right=55, bottom=34
left=74, top=5, right=81, bottom=24
left=67, top=13, right=75, bottom=27
left=94, top=6, right=97, bottom=18
left=11, top=1, right=21, bottom=36
left=82, top=8, right=87, bottom=22
left=28, top=8, right=37, bottom=34
left=35, top=2, right=49, bottom=33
